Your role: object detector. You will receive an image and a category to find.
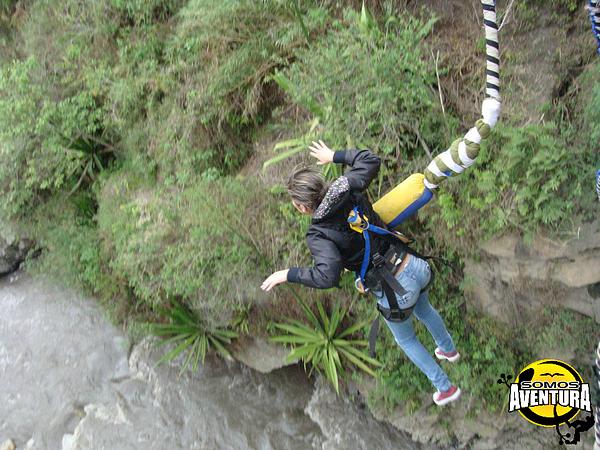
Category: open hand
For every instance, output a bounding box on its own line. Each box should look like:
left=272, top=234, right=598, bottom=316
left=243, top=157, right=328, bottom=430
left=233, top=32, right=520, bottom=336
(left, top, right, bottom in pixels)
left=261, top=269, right=289, bottom=292
left=309, top=140, right=334, bottom=165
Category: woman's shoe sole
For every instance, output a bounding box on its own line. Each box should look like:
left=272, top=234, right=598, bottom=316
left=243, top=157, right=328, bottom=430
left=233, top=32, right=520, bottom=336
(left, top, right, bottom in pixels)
left=433, top=387, right=461, bottom=406
left=435, top=348, right=460, bottom=363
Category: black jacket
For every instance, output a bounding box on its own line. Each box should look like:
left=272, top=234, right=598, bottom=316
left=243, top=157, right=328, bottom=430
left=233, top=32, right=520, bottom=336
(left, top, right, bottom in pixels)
left=287, top=149, right=390, bottom=289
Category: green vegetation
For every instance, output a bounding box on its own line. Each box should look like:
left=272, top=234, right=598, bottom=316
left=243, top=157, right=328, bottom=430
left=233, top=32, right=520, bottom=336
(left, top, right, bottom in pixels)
left=96, top=172, right=303, bottom=326
left=151, top=301, right=238, bottom=374
left=271, top=7, right=449, bottom=170
left=513, top=0, right=580, bottom=30
left=0, top=56, right=114, bottom=215
left=272, top=298, right=380, bottom=393
left=292, top=11, right=437, bottom=151
left=579, top=63, right=600, bottom=149
left=1, top=0, right=597, bottom=424
left=366, top=260, right=531, bottom=413
left=428, top=122, right=595, bottom=250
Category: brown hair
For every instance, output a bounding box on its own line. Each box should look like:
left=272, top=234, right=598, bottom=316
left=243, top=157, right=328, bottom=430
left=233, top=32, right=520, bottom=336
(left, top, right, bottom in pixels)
left=287, top=166, right=329, bottom=211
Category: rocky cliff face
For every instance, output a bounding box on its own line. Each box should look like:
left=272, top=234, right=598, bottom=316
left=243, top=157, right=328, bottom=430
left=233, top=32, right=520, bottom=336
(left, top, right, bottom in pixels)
left=0, top=220, right=32, bottom=276
left=0, top=273, right=418, bottom=450
left=465, top=219, right=600, bottom=324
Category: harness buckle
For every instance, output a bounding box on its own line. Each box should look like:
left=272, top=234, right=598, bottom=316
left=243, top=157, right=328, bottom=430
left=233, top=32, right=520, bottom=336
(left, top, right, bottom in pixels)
left=377, top=303, right=413, bottom=322
left=348, top=208, right=370, bottom=233
left=355, top=277, right=368, bottom=294
left=371, top=252, right=386, bottom=269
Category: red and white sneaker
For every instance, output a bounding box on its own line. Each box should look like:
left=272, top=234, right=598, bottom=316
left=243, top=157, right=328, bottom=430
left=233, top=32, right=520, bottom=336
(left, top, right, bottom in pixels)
left=435, top=347, right=460, bottom=362
left=433, top=385, right=461, bottom=406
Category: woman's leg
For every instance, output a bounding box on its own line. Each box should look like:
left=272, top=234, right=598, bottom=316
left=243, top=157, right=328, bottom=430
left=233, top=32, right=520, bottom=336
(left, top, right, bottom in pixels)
left=413, top=291, right=456, bottom=354
left=384, top=316, right=452, bottom=392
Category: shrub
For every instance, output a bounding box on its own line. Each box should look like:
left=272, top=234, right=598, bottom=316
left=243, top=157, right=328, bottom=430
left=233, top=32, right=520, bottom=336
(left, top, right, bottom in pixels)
left=110, top=0, right=184, bottom=25
left=97, top=172, right=297, bottom=325
left=24, top=196, right=119, bottom=302
left=0, top=0, right=128, bottom=217
left=0, top=0, right=326, bottom=218
left=426, top=122, right=594, bottom=250
left=89, top=0, right=330, bottom=186
left=582, top=63, right=600, bottom=151
left=165, top=0, right=326, bottom=128
left=0, top=57, right=114, bottom=216
left=275, top=7, right=448, bottom=166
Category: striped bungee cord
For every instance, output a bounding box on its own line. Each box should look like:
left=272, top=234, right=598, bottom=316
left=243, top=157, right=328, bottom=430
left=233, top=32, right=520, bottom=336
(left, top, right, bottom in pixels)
left=424, top=0, right=501, bottom=190
left=421, top=3, right=597, bottom=445
left=592, top=3, right=600, bottom=205
left=589, top=0, right=600, bottom=55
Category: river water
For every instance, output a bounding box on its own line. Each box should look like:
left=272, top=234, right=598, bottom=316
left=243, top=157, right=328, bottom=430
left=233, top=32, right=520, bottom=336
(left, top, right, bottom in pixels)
left=0, top=272, right=421, bottom=450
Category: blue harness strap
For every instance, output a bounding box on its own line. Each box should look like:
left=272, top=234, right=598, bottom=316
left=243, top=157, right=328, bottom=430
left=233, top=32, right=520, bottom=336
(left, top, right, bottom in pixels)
left=359, top=228, right=370, bottom=282
left=350, top=206, right=399, bottom=283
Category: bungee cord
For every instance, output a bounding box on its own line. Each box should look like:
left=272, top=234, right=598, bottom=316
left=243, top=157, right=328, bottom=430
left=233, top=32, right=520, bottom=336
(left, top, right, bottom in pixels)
left=371, top=1, right=503, bottom=228
left=423, top=0, right=501, bottom=191
left=589, top=0, right=600, bottom=55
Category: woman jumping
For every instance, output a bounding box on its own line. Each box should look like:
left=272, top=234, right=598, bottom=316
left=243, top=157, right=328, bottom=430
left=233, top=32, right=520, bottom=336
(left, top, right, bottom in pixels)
left=261, top=140, right=461, bottom=406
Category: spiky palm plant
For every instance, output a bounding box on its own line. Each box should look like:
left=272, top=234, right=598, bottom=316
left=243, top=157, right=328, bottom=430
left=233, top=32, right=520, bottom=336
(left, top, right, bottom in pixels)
left=151, top=302, right=238, bottom=375
left=65, top=133, right=113, bottom=195
left=272, top=298, right=380, bottom=393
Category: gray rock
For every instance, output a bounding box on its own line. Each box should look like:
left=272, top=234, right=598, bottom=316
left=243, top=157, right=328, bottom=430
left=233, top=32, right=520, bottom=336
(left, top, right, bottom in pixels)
left=0, top=219, right=33, bottom=276
left=305, top=378, right=418, bottom=450
left=0, top=272, right=130, bottom=449
left=465, top=219, right=600, bottom=324
left=362, top=381, right=565, bottom=450
left=1, top=273, right=327, bottom=450
left=231, top=336, right=296, bottom=373
left=59, top=339, right=326, bottom=450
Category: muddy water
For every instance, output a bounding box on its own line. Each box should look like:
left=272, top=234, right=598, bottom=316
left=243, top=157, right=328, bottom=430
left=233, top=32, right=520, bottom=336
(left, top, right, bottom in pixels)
left=0, top=272, right=421, bottom=450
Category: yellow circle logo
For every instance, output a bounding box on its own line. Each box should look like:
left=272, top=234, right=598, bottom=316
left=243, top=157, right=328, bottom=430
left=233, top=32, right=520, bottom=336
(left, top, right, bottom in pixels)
left=509, top=359, right=590, bottom=427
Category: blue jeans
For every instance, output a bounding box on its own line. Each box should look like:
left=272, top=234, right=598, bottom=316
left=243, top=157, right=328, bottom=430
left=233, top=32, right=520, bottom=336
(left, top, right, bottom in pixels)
left=373, top=255, right=456, bottom=392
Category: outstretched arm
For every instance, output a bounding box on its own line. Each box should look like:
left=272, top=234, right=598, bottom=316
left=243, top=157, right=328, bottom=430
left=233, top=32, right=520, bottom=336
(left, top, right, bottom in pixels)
left=261, top=233, right=344, bottom=291
left=309, top=140, right=381, bottom=192
left=286, top=233, right=344, bottom=289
